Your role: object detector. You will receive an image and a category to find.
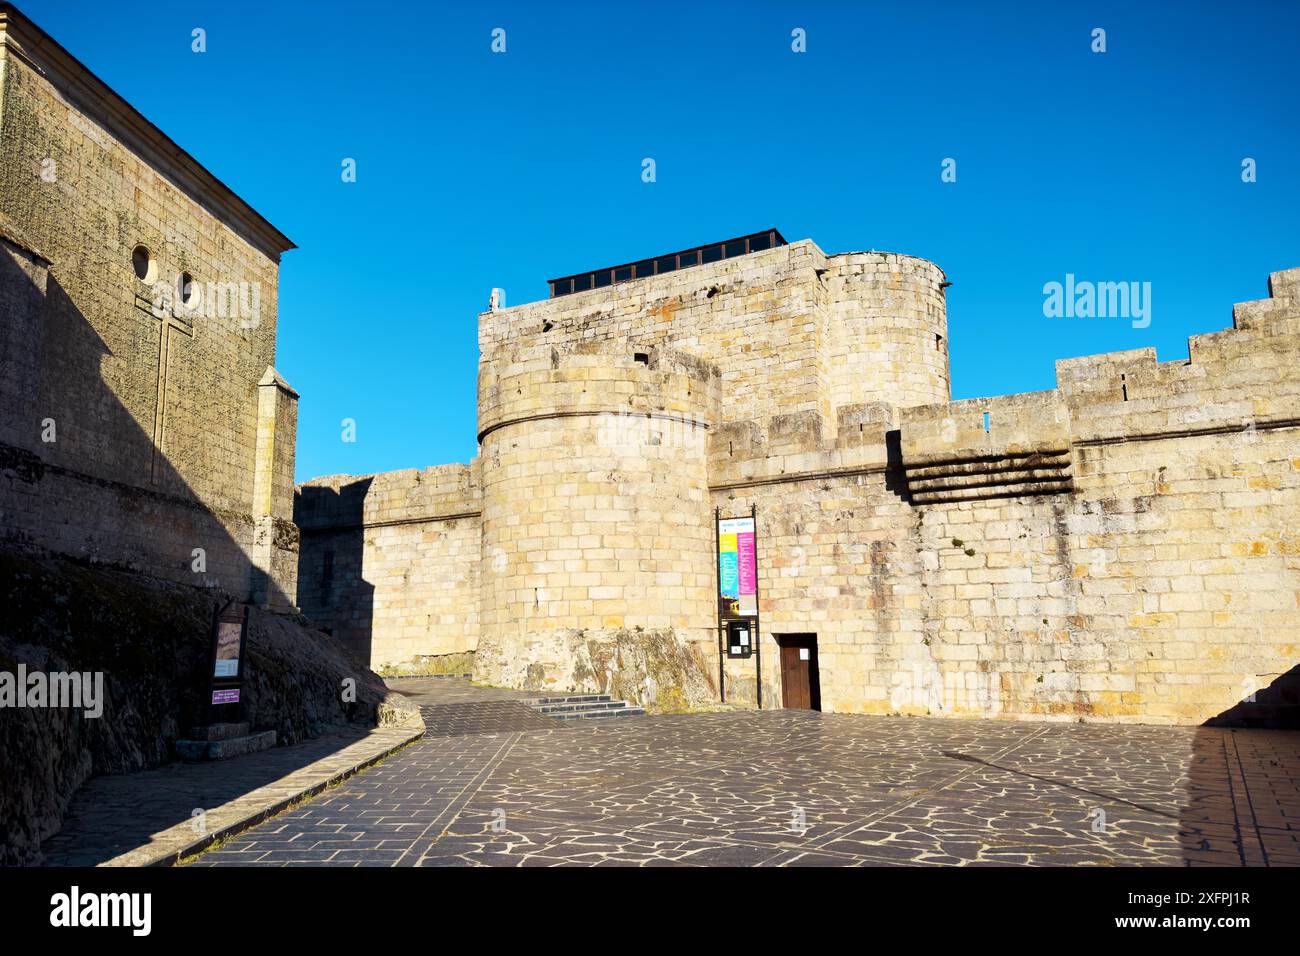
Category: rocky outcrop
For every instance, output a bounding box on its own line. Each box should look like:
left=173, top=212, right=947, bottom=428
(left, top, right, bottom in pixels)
left=475, top=625, right=717, bottom=713
left=0, top=549, right=419, bottom=865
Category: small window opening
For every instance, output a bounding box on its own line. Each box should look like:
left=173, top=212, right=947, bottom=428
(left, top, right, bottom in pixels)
left=1121, top=373, right=1128, bottom=402
left=983, top=411, right=991, bottom=433
left=633, top=352, right=649, bottom=365
left=178, top=271, right=196, bottom=306
left=132, top=244, right=156, bottom=283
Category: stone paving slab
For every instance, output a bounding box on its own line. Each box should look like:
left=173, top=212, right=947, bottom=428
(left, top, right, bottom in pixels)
left=41, top=725, right=423, bottom=866
left=418, top=700, right=557, bottom=736
left=386, top=677, right=547, bottom=705
left=187, top=678, right=1300, bottom=868
left=387, top=677, right=559, bottom=736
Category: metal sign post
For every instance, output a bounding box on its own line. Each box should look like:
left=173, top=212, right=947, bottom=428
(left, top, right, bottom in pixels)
left=752, top=502, right=762, bottom=711
left=715, top=507, right=725, bottom=704
left=207, top=600, right=249, bottom=724
left=716, top=505, right=761, bottom=709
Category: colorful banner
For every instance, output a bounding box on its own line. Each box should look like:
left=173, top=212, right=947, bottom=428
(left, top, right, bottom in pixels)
left=719, top=531, right=739, bottom=598
left=719, top=516, right=757, bottom=618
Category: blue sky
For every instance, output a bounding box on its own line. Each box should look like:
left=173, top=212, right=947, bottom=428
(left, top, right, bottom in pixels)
left=23, top=0, right=1300, bottom=482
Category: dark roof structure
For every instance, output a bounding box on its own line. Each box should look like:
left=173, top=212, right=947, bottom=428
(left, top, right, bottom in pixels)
left=548, top=229, right=787, bottom=298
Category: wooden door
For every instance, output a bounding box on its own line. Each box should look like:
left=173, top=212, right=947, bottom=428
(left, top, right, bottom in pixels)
left=781, top=644, right=811, bottom=709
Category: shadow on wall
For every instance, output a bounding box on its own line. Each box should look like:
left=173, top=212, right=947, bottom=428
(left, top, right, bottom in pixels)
left=0, top=244, right=399, bottom=865
left=294, top=478, right=376, bottom=667
left=1203, top=664, right=1300, bottom=730
left=0, top=245, right=291, bottom=607
left=1177, top=665, right=1300, bottom=866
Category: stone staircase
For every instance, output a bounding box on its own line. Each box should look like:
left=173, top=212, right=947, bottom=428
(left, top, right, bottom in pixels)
left=525, top=694, right=646, bottom=721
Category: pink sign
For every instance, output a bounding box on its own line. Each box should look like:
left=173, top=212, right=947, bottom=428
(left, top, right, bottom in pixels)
left=738, top=531, right=756, bottom=596
left=212, top=688, right=240, bottom=705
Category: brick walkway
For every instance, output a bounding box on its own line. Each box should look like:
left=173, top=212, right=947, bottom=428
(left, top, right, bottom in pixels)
left=189, top=679, right=1300, bottom=867
left=42, top=727, right=422, bottom=866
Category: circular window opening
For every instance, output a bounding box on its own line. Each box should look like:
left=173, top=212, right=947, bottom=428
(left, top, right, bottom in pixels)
left=131, top=245, right=156, bottom=283
left=178, top=271, right=196, bottom=306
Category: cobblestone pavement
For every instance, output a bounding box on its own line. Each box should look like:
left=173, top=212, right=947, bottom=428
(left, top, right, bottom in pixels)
left=191, top=679, right=1300, bottom=867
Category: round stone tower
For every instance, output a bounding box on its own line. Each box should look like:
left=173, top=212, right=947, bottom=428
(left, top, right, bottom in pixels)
left=473, top=345, right=721, bottom=707
left=824, top=251, right=951, bottom=412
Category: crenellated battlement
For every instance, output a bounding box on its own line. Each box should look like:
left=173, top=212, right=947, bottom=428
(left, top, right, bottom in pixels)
left=1061, top=269, right=1300, bottom=448
left=704, top=267, right=1300, bottom=505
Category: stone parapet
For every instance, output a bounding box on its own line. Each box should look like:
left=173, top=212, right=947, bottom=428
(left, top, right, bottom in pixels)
left=296, top=462, right=481, bottom=532
left=477, top=345, right=720, bottom=443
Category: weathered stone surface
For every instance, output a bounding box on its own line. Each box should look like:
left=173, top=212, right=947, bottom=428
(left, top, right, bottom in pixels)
left=295, top=466, right=481, bottom=667
left=0, top=549, right=419, bottom=865
left=0, top=8, right=299, bottom=608
left=474, top=626, right=717, bottom=712
left=183, top=722, right=250, bottom=742
left=174, top=730, right=276, bottom=761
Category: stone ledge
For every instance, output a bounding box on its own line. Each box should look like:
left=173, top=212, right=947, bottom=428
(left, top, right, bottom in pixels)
left=174, top=729, right=278, bottom=761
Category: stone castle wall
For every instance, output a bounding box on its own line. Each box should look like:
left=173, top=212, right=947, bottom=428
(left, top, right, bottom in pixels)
left=295, top=234, right=1299, bottom=724
left=714, top=268, right=1300, bottom=723
left=0, top=14, right=298, bottom=606
left=295, top=464, right=481, bottom=667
